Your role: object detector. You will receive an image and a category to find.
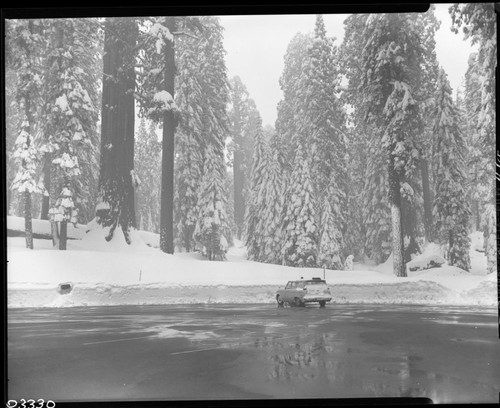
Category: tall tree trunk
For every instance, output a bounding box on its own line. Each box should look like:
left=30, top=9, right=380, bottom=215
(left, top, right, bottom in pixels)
left=421, top=158, right=433, bottom=242
left=97, top=17, right=138, bottom=244
left=59, top=220, right=67, bottom=250
left=24, top=191, right=33, bottom=250
left=159, top=17, right=176, bottom=254
left=389, top=158, right=406, bottom=277
left=40, top=154, right=51, bottom=220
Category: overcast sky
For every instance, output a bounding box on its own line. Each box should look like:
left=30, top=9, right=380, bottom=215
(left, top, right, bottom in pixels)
left=220, top=4, right=478, bottom=128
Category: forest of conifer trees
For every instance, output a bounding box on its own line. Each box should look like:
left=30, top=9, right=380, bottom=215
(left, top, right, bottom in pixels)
left=5, top=4, right=497, bottom=276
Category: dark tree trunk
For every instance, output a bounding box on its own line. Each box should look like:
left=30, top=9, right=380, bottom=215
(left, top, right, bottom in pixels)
left=388, top=157, right=406, bottom=277
left=97, top=17, right=138, bottom=244
left=421, top=158, right=433, bottom=242
left=159, top=17, right=176, bottom=254
left=40, top=154, right=51, bottom=220
left=59, top=220, right=67, bottom=250
left=24, top=191, right=33, bottom=250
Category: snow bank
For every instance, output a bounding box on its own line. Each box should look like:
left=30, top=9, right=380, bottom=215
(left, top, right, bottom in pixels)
left=406, top=243, right=446, bottom=272
left=470, top=231, right=485, bottom=252
left=6, top=226, right=498, bottom=308
left=7, top=215, right=87, bottom=240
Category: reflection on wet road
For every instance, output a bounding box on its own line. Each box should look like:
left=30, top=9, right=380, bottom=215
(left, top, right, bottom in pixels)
left=8, top=304, right=500, bottom=402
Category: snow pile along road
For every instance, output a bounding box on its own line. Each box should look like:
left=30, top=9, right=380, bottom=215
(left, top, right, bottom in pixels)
left=6, top=217, right=498, bottom=308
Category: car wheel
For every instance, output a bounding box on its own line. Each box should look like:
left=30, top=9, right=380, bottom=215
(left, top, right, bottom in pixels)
left=276, top=295, right=284, bottom=307
left=319, top=301, right=326, bottom=308
left=294, top=297, right=304, bottom=307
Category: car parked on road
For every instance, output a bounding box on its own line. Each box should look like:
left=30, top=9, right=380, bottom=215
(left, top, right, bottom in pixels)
left=276, top=278, right=332, bottom=307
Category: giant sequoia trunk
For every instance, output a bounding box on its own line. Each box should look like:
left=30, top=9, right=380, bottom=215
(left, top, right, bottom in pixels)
left=97, top=17, right=138, bottom=243
left=388, top=157, right=406, bottom=277
left=159, top=17, right=176, bottom=254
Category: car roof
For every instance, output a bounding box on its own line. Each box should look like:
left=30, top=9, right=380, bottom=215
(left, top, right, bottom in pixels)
left=289, top=279, right=326, bottom=283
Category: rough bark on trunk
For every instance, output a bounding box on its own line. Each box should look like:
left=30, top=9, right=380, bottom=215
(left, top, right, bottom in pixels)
left=24, top=191, right=33, bottom=250
left=59, top=220, right=67, bottom=250
left=159, top=17, right=176, bottom=254
left=389, top=158, right=406, bottom=277
left=391, top=203, right=405, bottom=277
left=97, top=17, right=138, bottom=244
left=421, top=158, right=433, bottom=242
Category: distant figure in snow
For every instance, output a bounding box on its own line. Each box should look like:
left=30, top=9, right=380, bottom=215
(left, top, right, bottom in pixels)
left=344, top=255, right=354, bottom=271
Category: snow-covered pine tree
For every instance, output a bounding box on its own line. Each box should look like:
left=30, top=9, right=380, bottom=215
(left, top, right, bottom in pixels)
left=240, top=99, right=261, bottom=226
left=275, top=32, right=313, bottom=174
left=228, top=76, right=250, bottom=239
left=359, top=13, right=425, bottom=277
left=451, top=3, right=496, bottom=274
left=342, top=125, right=368, bottom=262
left=432, top=68, right=471, bottom=271
left=174, top=125, right=203, bottom=251
left=282, top=144, right=318, bottom=267
left=171, top=21, right=207, bottom=252
left=193, top=16, right=231, bottom=260
left=6, top=19, right=44, bottom=249
left=303, top=15, right=347, bottom=205
left=11, top=120, right=39, bottom=250
left=260, top=133, right=285, bottom=265
left=194, top=144, right=229, bottom=260
left=5, top=68, right=21, bottom=216
left=244, top=112, right=267, bottom=261
left=341, top=14, right=378, bottom=262
left=414, top=7, right=441, bottom=244
left=42, top=18, right=100, bottom=250
left=317, top=191, right=343, bottom=270
left=463, top=52, right=483, bottom=231
left=362, top=140, right=392, bottom=264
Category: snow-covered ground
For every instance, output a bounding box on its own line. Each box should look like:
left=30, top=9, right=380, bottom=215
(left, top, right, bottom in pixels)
left=7, top=217, right=498, bottom=308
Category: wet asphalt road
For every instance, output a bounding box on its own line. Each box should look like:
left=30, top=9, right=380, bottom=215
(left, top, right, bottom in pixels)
left=7, top=304, right=500, bottom=403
